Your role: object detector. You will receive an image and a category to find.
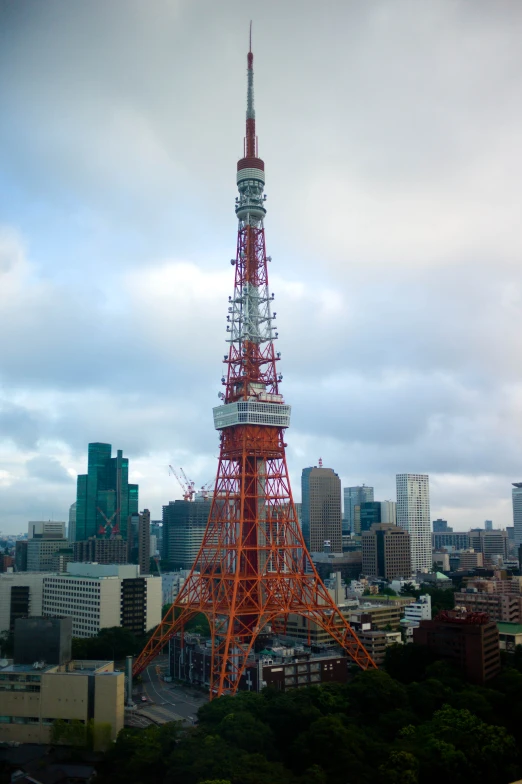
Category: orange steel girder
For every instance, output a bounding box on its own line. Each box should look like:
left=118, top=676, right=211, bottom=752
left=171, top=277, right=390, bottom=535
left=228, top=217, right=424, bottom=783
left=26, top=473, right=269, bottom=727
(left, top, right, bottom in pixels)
left=133, top=427, right=377, bottom=696
left=132, top=43, right=377, bottom=696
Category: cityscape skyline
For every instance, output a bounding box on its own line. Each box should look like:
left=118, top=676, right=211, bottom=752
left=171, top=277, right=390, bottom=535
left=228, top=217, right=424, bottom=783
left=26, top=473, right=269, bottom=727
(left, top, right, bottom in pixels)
left=1, top=1, right=522, bottom=533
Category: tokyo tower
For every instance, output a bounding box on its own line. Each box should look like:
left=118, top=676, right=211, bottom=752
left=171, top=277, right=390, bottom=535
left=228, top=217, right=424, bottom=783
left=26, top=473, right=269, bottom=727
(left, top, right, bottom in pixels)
left=133, top=37, right=376, bottom=697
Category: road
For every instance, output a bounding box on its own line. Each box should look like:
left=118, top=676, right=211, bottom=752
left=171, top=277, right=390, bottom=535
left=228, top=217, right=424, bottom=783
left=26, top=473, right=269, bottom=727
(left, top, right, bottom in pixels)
left=132, top=656, right=208, bottom=726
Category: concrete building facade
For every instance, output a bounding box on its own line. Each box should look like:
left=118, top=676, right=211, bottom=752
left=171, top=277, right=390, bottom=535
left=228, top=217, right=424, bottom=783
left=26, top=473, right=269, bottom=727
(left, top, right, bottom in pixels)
left=396, top=474, right=431, bottom=572
left=27, top=539, right=70, bottom=571
left=28, top=522, right=66, bottom=540
left=362, top=523, right=412, bottom=580
left=302, top=466, right=342, bottom=554
left=413, top=611, right=501, bottom=684
left=42, top=563, right=161, bottom=638
left=0, top=573, right=45, bottom=633
left=0, top=659, right=123, bottom=746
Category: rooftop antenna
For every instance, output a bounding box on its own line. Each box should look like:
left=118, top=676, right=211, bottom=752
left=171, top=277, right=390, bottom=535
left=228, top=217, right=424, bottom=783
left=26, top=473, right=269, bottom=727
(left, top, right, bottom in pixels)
left=249, top=20, right=252, bottom=53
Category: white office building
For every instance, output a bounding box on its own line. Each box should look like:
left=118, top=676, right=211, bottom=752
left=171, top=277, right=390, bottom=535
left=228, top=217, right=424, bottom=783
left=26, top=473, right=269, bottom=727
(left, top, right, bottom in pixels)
left=396, top=474, right=431, bottom=572
left=403, top=594, right=432, bottom=624
left=512, top=483, right=522, bottom=546
left=42, top=563, right=162, bottom=638
left=0, top=573, right=46, bottom=634
left=380, top=501, right=397, bottom=525
left=28, top=521, right=66, bottom=539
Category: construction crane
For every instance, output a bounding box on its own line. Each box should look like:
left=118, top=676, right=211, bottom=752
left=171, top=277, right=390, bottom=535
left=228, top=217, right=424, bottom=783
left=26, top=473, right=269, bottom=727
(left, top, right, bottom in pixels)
left=179, top=467, right=196, bottom=500
left=97, top=508, right=120, bottom=538
left=168, top=465, right=195, bottom=501
left=199, top=480, right=214, bottom=500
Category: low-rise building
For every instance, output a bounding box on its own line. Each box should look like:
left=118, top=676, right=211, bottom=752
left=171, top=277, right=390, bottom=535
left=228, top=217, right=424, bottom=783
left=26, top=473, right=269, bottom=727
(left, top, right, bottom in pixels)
left=356, top=629, right=402, bottom=665
left=497, top=622, right=522, bottom=652
left=170, top=634, right=351, bottom=692
left=413, top=610, right=501, bottom=684
left=0, top=659, right=123, bottom=746
left=403, top=594, right=432, bottom=624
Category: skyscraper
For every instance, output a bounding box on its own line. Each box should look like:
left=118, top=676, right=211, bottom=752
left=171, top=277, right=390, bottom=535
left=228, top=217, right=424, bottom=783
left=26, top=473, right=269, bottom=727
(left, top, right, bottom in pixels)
left=433, top=518, right=452, bottom=533
left=344, top=486, right=374, bottom=534
left=360, top=502, right=381, bottom=533
left=380, top=501, right=397, bottom=525
left=396, top=474, right=431, bottom=572
left=485, top=520, right=493, bottom=531
left=68, top=503, right=77, bottom=542
left=302, top=466, right=342, bottom=553
left=162, top=498, right=212, bottom=570
left=75, top=443, right=138, bottom=541
left=513, top=483, right=522, bottom=546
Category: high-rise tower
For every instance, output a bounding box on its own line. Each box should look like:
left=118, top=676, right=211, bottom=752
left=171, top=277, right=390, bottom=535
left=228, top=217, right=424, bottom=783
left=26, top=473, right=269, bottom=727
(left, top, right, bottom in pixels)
left=132, top=40, right=376, bottom=696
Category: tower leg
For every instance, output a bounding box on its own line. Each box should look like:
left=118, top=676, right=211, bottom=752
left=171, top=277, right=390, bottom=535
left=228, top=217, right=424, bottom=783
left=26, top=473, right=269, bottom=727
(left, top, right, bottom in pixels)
left=132, top=605, right=198, bottom=676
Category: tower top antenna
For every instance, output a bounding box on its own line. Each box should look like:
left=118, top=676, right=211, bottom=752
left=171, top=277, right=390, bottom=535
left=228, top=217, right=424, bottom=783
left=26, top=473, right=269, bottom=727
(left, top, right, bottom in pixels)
left=249, top=20, right=252, bottom=53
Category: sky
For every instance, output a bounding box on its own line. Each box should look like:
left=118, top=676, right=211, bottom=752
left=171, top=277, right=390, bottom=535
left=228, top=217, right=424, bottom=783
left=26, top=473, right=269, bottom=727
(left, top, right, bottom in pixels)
left=0, top=0, right=521, bottom=534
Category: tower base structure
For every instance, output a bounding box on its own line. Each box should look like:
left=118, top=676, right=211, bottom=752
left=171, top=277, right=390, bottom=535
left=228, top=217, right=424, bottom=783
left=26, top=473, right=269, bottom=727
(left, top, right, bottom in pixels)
left=133, top=444, right=376, bottom=697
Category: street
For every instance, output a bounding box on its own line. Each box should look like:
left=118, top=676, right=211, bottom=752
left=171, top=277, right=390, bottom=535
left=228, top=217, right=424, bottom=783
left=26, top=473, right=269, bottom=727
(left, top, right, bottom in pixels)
left=131, top=656, right=208, bottom=726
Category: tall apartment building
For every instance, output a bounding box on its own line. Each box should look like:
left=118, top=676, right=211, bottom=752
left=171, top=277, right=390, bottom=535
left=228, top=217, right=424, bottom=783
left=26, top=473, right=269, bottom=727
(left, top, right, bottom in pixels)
left=27, top=539, right=70, bottom=571
left=129, top=509, right=151, bottom=574
left=343, top=486, right=374, bottom=534
left=73, top=537, right=129, bottom=565
left=162, top=499, right=212, bottom=569
left=396, top=474, right=431, bottom=572
left=28, top=521, right=66, bottom=539
left=485, top=520, right=493, bottom=531
left=0, top=573, right=45, bottom=633
left=362, top=523, right=412, bottom=580
left=42, top=563, right=161, bottom=638
left=433, top=518, right=452, bottom=533
left=75, top=443, right=138, bottom=542
left=301, top=466, right=342, bottom=553
left=380, top=501, right=396, bottom=525
left=513, top=483, right=522, bottom=546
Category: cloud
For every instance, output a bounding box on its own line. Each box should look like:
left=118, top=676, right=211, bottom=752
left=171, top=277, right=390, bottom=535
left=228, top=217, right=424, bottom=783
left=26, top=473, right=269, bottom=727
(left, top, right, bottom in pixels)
left=25, top=455, right=73, bottom=484
left=0, top=0, right=521, bottom=532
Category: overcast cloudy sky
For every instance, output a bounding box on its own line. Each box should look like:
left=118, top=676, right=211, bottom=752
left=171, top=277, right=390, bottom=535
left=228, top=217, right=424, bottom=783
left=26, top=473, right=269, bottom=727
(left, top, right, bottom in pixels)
left=0, top=0, right=521, bottom=534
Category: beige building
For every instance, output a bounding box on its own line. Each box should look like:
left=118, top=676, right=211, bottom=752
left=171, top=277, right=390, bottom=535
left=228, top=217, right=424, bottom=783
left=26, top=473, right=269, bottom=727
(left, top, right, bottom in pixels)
left=301, top=466, right=342, bottom=554
left=362, top=523, right=412, bottom=579
left=0, top=659, right=124, bottom=747
left=458, top=550, right=484, bottom=570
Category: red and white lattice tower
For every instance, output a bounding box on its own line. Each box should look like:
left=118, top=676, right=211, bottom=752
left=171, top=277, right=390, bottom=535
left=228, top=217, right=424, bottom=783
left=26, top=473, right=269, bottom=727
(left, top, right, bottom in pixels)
left=133, top=37, right=376, bottom=697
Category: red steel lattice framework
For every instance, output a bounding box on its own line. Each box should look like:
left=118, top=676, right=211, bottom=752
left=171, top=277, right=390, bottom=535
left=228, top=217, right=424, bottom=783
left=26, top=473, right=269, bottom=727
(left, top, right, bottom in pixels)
left=132, top=38, right=376, bottom=697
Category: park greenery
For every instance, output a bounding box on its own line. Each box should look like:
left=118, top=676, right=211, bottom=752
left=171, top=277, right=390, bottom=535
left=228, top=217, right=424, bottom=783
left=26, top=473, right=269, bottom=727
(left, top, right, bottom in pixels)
left=97, top=643, right=522, bottom=784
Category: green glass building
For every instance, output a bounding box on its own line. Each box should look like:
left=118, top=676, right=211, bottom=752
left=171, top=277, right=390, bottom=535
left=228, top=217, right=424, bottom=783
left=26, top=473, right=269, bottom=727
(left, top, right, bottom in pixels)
left=75, top=443, right=138, bottom=541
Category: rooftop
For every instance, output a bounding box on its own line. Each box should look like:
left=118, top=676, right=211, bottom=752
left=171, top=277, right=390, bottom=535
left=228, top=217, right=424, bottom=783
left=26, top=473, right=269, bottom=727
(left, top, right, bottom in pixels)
left=497, top=622, right=522, bottom=635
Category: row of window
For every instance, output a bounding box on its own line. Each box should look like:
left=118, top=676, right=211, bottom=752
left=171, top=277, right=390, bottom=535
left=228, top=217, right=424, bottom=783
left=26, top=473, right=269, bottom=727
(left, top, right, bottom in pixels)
left=0, top=716, right=85, bottom=725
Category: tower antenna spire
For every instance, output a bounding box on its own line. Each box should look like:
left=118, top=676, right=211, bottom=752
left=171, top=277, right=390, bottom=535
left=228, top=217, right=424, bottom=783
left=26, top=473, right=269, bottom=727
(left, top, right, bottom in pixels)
left=132, top=34, right=376, bottom=698
left=246, top=23, right=256, bottom=157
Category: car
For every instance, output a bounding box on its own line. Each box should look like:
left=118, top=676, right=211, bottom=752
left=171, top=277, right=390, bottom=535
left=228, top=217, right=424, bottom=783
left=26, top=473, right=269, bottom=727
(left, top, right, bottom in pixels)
left=141, top=695, right=147, bottom=702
